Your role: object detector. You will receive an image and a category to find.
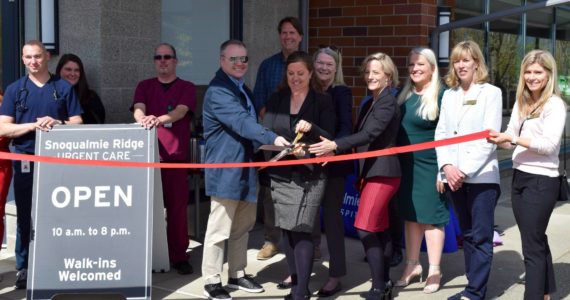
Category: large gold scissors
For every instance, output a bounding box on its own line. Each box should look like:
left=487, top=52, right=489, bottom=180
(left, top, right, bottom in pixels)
left=259, top=132, right=305, bottom=162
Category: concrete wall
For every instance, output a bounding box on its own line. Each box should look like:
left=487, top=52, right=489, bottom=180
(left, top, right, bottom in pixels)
left=54, top=0, right=299, bottom=124
left=243, top=0, right=299, bottom=89
left=57, top=0, right=161, bottom=124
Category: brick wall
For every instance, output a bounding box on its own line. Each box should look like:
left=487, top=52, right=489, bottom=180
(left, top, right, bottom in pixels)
left=308, top=0, right=439, bottom=112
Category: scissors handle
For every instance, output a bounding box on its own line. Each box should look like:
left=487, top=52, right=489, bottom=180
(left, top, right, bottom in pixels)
left=292, top=132, right=303, bottom=145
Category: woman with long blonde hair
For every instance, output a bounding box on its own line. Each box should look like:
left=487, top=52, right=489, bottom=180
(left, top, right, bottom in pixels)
left=394, top=47, right=448, bottom=294
left=488, top=50, right=565, bottom=300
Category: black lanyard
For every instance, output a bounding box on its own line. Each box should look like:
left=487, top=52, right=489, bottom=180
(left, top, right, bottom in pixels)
left=517, top=105, right=540, bottom=136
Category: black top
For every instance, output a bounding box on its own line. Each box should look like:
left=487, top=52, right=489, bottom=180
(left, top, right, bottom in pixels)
left=263, top=88, right=336, bottom=181
left=335, top=87, right=401, bottom=179
left=81, top=90, right=106, bottom=124
left=326, top=85, right=354, bottom=177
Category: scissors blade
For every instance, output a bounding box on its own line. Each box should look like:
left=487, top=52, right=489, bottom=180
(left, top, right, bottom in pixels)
left=258, top=145, right=287, bottom=152
left=269, top=148, right=291, bottom=162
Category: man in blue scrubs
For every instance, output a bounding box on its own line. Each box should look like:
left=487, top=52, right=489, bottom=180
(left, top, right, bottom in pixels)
left=0, top=40, right=83, bottom=289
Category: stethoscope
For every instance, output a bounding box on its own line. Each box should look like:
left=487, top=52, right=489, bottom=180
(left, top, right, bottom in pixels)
left=16, top=74, right=60, bottom=112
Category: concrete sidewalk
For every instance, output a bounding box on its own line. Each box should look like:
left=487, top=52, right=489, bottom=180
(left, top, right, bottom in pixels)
left=0, top=170, right=569, bottom=299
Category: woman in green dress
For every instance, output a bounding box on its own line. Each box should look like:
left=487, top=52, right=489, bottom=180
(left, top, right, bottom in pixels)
left=395, top=47, right=449, bottom=294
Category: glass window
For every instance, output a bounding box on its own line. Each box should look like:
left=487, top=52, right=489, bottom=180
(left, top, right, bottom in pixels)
left=556, top=5, right=570, bottom=103
left=161, top=0, right=230, bottom=85
left=488, top=15, right=522, bottom=110
left=24, top=0, right=38, bottom=41
left=525, top=7, right=553, bottom=52
left=491, top=0, right=523, bottom=14
left=454, top=1, right=484, bottom=20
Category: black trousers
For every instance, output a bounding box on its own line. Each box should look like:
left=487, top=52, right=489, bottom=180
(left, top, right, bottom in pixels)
left=512, top=169, right=558, bottom=299
left=312, top=176, right=347, bottom=277
left=13, top=160, right=34, bottom=271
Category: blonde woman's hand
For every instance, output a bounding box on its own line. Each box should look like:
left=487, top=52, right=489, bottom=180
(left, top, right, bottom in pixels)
left=436, top=180, right=445, bottom=194
left=309, top=136, right=337, bottom=157
left=442, top=164, right=465, bottom=192
left=486, top=129, right=514, bottom=149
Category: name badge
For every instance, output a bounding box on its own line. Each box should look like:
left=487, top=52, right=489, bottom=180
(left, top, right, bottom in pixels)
left=164, top=122, right=172, bottom=128
left=21, top=160, right=30, bottom=173
left=463, top=99, right=477, bottom=105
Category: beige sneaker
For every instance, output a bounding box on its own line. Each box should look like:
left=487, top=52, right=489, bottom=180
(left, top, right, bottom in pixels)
left=257, top=242, right=279, bottom=260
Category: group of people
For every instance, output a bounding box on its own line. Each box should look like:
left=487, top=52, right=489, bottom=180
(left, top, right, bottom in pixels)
left=0, top=15, right=565, bottom=300
left=199, top=17, right=566, bottom=300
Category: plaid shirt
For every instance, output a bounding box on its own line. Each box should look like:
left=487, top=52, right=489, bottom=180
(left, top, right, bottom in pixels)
left=253, top=52, right=286, bottom=112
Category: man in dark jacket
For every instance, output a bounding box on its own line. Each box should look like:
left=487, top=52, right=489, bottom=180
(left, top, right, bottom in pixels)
left=201, top=39, right=287, bottom=300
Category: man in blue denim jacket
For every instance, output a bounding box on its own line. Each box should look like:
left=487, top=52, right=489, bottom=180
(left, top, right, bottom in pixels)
left=201, top=39, right=287, bottom=300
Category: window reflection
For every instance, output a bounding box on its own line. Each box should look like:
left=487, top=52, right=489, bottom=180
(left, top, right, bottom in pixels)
left=161, top=0, right=230, bottom=85
left=451, top=2, right=570, bottom=107
left=556, top=6, right=570, bottom=102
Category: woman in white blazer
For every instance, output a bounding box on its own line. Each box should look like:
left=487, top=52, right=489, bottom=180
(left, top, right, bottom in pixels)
left=434, top=40, right=502, bottom=300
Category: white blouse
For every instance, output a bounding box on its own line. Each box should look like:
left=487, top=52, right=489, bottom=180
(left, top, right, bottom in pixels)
left=505, top=96, right=567, bottom=177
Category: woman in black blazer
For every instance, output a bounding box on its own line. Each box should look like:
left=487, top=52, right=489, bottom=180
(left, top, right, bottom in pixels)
left=263, top=51, right=335, bottom=300
left=310, top=52, right=401, bottom=300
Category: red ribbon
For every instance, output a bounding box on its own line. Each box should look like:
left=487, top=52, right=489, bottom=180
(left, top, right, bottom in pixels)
left=0, top=130, right=490, bottom=169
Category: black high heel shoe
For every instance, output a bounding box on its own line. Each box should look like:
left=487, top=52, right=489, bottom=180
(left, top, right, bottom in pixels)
left=277, top=274, right=297, bottom=290
left=284, top=291, right=310, bottom=299
left=384, top=283, right=393, bottom=300
left=360, top=281, right=393, bottom=300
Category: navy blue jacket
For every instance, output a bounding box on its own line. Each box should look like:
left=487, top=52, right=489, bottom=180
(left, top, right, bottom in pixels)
left=203, top=69, right=277, bottom=202
left=326, top=85, right=354, bottom=177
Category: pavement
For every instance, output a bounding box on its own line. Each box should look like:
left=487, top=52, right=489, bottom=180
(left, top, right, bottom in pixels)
left=0, top=167, right=569, bottom=299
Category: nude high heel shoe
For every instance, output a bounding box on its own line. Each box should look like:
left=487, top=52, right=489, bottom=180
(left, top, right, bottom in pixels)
left=423, top=265, right=442, bottom=294
left=394, top=260, right=423, bottom=287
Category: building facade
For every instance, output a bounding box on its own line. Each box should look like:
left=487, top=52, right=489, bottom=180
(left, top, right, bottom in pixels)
left=2, top=0, right=570, bottom=124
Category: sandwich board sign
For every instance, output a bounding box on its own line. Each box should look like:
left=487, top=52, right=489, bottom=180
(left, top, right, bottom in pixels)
left=27, top=124, right=169, bottom=300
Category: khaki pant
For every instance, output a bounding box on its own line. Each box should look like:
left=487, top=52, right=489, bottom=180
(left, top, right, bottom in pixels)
left=201, top=196, right=257, bottom=284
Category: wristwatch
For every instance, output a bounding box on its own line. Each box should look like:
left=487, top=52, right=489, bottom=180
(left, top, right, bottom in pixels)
left=510, top=135, right=518, bottom=146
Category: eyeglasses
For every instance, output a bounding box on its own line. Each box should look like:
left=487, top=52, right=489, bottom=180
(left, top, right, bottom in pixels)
left=222, top=55, right=249, bottom=64
left=315, top=60, right=335, bottom=69
left=318, top=44, right=341, bottom=54
left=154, top=54, right=175, bottom=60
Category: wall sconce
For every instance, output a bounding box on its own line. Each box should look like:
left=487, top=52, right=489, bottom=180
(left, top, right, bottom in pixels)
left=39, top=0, right=59, bottom=54
left=437, top=6, right=451, bottom=67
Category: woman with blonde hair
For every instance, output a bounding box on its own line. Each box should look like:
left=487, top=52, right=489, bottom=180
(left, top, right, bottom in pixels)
left=435, top=40, right=502, bottom=300
left=488, top=50, right=565, bottom=300
left=395, top=47, right=449, bottom=294
left=310, top=52, right=401, bottom=300
left=311, top=45, right=353, bottom=296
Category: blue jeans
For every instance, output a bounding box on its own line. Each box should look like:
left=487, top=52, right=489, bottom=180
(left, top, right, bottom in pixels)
left=13, top=160, right=34, bottom=270
left=445, top=183, right=500, bottom=300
